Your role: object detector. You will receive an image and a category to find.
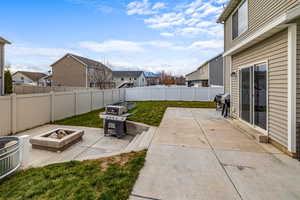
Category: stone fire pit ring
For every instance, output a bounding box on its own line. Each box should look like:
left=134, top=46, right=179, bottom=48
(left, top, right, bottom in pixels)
left=30, top=128, right=84, bottom=152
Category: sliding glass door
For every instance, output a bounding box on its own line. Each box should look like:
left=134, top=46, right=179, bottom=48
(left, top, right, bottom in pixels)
left=254, top=64, right=267, bottom=130
left=240, top=63, right=267, bottom=130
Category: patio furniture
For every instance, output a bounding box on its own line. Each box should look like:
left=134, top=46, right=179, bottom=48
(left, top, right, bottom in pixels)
left=0, top=137, right=21, bottom=179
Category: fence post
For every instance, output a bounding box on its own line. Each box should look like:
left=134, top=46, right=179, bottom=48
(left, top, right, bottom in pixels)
left=50, top=91, right=55, bottom=122
left=90, top=91, right=93, bottom=111
left=74, top=91, right=78, bottom=116
left=11, top=94, right=17, bottom=134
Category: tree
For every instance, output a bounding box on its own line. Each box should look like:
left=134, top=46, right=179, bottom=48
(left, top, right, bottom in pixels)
left=4, top=69, right=13, bottom=94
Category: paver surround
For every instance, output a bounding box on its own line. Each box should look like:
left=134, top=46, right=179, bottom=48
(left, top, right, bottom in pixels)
left=30, top=128, right=84, bottom=152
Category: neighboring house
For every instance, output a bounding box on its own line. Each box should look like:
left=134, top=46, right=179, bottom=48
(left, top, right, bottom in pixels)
left=186, top=54, right=223, bottom=87
left=144, top=72, right=160, bottom=86
left=12, top=71, right=47, bottom=86
left=51, top=54, right=114, bottom=89
left=112, top=71, right=146, bottom=88
left=0, top=37, right=11, bottom=95
left=218, top=0, right=300, bottom=156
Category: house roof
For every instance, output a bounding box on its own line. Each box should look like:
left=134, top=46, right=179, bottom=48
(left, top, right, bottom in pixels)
left=112, top=71, right=144, bottom=78
left=217, top=0, right=240, bottom=23
left=51, top=53, right=112, bottom=71
left=144, top=72, right=160, bottom=78
left=14, top=71, right=47, bottom=81
left=185, top=53, right=223, bottom=77
left=0, top=37, right=11, bottom=44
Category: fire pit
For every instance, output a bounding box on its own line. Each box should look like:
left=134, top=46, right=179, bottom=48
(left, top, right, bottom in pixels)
left=30, top=128, right=84, bottom=152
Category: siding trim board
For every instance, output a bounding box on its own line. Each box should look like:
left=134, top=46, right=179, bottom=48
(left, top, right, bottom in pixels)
left=288, top=23, right=297, bottom=152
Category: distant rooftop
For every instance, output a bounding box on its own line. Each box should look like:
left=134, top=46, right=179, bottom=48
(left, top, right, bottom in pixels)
left=144, top=72, right=160, bottom=78
left=112, top=71, right=144, bottom=78
left=13, top=71, right=47, bottom=81
left=0, top=37, right=11, bottom=44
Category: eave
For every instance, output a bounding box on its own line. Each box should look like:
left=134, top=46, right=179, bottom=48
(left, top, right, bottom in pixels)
left=217, top=0, right=240, bottom=24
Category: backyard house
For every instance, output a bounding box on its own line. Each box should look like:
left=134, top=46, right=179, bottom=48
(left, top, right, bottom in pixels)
left=12, top=71, right=48, bottom=86
left=113, top=71, right=146, bottom=88
left=186, top=54, right=223, bottom=87
left=218, top=0, right=300, bottom=155
left=51, top=54, right=114, bottom=89
left=0, top=37, right=11, bottom=95
left=144, top=72, right=160, bottom=86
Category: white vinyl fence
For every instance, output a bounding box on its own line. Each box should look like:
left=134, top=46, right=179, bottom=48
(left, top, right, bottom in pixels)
left=125, top=87, right=224, bottom=102
left=0, top=86, right=223, bottom=136
left=0, top=89, right=126, bottom=136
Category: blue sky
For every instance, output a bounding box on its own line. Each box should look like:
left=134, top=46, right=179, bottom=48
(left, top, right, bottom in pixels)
left=0, top=0, right=228, bottom=75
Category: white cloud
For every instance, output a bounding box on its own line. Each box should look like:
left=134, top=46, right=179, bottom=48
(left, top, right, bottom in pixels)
left=144, top=12, right=185, bottom=28
left=189, top=40, right=223, bottom=49
left=152, top=2, right=166, bottom=10
left=134, top=0, right=224, bottom=39
left=127, top=0, right=165, bottom=15
left=79, top=40, right=144, bottom=52
left=160, top=32, right=175, bottom=37
left=143, top=40, right=174, bottom=48
left=7, top=46, right=75, bottom=57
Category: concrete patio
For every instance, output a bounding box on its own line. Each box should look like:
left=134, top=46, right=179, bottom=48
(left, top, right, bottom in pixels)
left=17, top=125, right=134, bottom=168
left=130, top=108, right=300, bottom=200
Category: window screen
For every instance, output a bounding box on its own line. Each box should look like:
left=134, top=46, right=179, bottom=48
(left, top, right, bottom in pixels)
left=232, top=0, right=248, bottom=39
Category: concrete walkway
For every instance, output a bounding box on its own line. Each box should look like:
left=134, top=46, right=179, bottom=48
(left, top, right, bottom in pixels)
left=130, top=108, right=300, bottom=200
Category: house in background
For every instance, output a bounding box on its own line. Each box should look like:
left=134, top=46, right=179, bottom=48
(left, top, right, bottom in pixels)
left=12, top=71, right=48, bottom=86
left=144, top=72, right=160, bottom=86
left=218, top=0, right=300, bottom=156
left=51, top=54, right=114, bottom=89
left=0, top=37, right=11, bottom=95
left=185, top=54, right=223, bottom=87
left=113, top=71, right=146, bottom=88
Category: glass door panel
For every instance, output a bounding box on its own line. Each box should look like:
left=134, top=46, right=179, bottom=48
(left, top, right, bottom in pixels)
left=254, top=64, right=267, bottom=130
left=240, top=67, right=252, bottom=124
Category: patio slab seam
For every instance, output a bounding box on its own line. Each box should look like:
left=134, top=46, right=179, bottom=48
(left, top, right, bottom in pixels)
left=192, top=114, right=244, bottom=200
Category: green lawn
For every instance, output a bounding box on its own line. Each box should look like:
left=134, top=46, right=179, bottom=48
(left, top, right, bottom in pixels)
left=54, top=108, right=105, bottom=128
left=0, top=151, right=146, bottom=200
left=54, top=101, right=215, bottom=127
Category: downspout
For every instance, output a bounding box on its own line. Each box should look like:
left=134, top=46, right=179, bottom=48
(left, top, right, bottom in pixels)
left=288, top=23, right=297, bottom=153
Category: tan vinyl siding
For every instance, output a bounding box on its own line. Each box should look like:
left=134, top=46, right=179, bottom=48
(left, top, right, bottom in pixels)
left=224, top=0, right=299, bottom=51
left=52, top=56, right=86, bottom=87
left=231, top=30, right=288, bottom=147
left=296, top=20, right=300, bottom=125
left=186, top=63, right=209, bottom=81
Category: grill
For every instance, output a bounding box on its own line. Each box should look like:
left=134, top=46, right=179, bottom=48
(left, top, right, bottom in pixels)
left=100, top=105, right=131, bottom=138
left=0, top=137, right=21, bottom=179
left=214, top=93, right=230, bottom=117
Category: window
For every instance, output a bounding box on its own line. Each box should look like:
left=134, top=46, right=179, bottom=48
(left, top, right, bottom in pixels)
left=232, top=0, right=248, bottom=39
left=134, top=78, right=137, bottom=80
left=121, top=78, right=124, bottom=81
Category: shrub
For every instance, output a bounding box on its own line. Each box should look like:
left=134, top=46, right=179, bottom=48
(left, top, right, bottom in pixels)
left=4, top=69, right=12, bottom=94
